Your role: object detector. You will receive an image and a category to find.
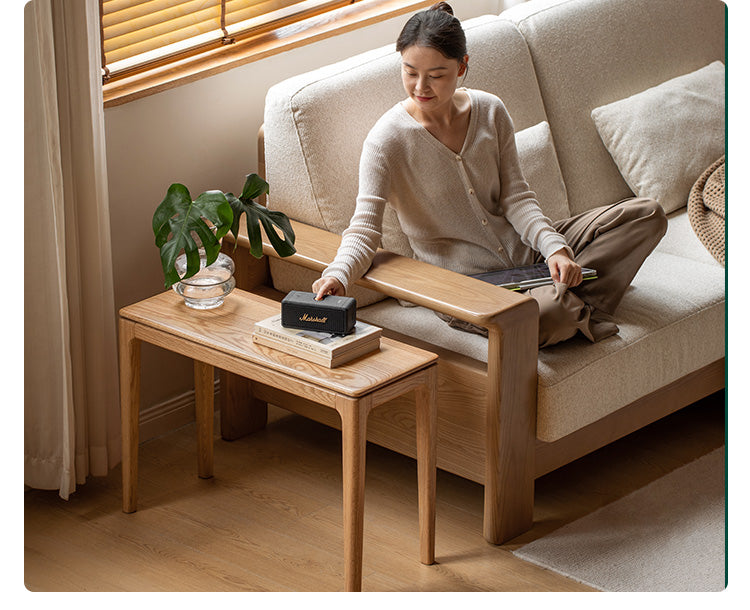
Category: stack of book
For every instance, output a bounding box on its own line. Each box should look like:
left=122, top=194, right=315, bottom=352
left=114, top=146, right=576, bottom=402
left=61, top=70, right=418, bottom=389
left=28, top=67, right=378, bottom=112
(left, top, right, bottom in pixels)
left=252, top=314, right=382, bottom=368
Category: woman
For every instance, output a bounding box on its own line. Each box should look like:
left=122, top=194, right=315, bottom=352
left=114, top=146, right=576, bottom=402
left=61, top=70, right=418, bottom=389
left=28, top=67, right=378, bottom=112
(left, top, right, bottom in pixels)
left=313, top=2, right=667, bottom=347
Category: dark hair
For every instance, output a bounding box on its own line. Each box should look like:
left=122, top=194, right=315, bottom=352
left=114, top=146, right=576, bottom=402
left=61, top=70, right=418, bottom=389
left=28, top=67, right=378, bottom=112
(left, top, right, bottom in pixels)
left=396, top=2, right=467, bottom=63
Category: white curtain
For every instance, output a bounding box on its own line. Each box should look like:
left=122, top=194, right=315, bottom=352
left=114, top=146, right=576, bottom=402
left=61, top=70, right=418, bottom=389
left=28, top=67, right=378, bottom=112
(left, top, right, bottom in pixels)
left=24, top=0, right=120, bottom=499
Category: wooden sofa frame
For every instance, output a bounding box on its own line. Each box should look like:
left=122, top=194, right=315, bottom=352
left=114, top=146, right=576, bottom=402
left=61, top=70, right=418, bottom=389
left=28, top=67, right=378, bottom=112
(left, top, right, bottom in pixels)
left=219, top=128, right=725, bottom=544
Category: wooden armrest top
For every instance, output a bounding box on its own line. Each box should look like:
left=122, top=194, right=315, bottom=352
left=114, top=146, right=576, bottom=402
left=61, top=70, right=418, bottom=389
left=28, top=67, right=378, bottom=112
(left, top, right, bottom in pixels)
left=228, top=219, right=534, bottom=326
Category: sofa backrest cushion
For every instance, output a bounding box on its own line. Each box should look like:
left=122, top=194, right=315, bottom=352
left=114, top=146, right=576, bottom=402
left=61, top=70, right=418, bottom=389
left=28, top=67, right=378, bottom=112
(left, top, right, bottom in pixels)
left=502, top=0, right=726, bottom=216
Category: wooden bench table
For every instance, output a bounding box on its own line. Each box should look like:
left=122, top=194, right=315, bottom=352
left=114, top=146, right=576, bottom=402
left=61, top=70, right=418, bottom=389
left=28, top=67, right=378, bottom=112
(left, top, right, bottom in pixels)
left=118, top=289, right=438, bottom=592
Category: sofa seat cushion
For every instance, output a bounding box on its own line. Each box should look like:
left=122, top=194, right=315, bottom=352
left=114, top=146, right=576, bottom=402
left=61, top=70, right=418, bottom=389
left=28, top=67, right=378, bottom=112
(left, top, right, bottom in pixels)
left=358, top=209, right=724, bottom=442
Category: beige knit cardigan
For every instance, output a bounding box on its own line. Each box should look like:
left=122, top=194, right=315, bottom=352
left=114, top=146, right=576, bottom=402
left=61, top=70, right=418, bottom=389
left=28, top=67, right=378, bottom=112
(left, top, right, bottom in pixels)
left=322, top=89, right=571, bottom=292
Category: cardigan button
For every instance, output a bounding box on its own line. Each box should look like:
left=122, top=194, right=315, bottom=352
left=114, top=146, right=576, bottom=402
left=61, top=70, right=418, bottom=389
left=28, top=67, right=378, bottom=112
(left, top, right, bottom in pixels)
left=481, top=218, right=488, bottom=226
left=455, top=155, right=462, bottom=161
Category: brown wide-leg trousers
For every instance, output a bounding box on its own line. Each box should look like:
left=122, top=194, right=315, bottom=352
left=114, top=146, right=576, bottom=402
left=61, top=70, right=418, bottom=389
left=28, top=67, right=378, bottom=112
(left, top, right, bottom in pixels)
left=440, top=197, right=668, bottom=348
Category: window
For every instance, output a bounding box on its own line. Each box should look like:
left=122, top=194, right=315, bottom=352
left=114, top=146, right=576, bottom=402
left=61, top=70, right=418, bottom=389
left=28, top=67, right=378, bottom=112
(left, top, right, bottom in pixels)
left=100, top=1, right=355, bottom=81
left=100, top=0, right=432, bottom=106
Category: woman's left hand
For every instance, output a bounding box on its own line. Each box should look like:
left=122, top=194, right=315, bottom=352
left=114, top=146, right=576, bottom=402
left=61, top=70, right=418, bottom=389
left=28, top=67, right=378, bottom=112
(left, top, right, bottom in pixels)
left=547, top=249, right=583, bottom=287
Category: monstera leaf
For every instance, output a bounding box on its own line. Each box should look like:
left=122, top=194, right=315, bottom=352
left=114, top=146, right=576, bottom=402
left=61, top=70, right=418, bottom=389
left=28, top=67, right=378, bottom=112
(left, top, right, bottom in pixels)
left=151, top=174, right=295, bottom=289
left=152, top=183, right=234, bottom=288
left=225, top=174, right=296, bottom=259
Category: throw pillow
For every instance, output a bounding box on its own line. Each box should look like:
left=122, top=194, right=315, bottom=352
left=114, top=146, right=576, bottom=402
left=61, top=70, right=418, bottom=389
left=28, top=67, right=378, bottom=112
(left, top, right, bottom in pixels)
left=516, top=121, right=571, bottom=222
left=590, top=60, right=725, bottom=214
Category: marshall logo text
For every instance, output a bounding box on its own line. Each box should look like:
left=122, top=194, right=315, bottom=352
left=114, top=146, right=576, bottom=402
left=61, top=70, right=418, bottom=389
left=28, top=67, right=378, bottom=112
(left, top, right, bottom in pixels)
left=300, top=313, right=328, bottom=324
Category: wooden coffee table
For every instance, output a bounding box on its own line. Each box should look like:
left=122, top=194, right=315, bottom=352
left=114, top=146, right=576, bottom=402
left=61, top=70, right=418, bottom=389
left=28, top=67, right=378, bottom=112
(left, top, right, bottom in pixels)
left=118, top=289, right=438, bottom=592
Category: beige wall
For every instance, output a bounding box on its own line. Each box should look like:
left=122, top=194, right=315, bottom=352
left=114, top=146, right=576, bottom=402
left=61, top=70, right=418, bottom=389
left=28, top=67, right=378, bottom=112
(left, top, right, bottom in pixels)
left=104, top=0, right=502, bottom=436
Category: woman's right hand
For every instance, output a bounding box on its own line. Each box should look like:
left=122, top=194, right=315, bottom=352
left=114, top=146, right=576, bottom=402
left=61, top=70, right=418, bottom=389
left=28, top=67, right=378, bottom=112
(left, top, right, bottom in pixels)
left=312, top=276, right=345, bottom=300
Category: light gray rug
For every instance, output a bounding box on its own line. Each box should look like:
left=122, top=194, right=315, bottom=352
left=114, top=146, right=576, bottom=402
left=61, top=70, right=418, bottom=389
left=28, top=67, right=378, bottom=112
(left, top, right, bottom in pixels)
left=514, top=447, right=725, bottom=591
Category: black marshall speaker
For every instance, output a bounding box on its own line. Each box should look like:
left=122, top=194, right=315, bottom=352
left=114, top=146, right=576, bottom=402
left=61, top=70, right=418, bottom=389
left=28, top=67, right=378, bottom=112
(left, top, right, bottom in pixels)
left=281, top=291, right=357, bottom=335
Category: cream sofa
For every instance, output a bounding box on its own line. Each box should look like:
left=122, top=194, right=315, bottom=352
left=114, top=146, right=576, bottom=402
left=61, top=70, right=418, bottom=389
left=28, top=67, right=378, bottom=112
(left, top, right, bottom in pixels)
left=223, top=0, right=726, bottom=544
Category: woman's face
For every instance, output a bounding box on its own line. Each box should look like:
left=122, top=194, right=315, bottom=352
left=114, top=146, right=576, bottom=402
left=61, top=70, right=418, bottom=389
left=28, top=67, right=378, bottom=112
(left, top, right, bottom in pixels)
left=400, top=45, right=467, bottom=114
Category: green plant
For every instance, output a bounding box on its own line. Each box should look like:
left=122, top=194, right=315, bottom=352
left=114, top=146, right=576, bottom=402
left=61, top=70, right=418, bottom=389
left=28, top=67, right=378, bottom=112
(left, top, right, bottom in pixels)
left=152, top=173, right=296, bottom=288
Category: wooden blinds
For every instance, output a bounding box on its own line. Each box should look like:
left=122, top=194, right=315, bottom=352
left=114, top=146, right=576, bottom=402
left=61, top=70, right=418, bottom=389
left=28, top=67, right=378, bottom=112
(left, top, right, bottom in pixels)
left=100, top=0, right=354, bottom=81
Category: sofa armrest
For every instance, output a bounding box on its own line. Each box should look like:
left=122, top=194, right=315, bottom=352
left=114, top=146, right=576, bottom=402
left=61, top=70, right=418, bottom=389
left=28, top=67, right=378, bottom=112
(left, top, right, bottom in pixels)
left=228, top=218, right=534, bottom=328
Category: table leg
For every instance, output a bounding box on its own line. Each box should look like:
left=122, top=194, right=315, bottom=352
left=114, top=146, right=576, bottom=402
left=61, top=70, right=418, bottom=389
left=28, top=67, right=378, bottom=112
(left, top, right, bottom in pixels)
left=119, top=318, right=141, bottom=514
left=336, top=395, right=372, bottom=592
left=415, top=365, right=438, bottom=565
left=194, top=360, right=215, bottom=479
left=219, top=372, right=268, bottom=441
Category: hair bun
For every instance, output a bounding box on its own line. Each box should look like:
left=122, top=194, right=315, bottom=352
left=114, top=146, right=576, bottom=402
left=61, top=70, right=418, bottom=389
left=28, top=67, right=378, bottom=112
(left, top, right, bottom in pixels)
left=429, top=2, right=454, bottom=15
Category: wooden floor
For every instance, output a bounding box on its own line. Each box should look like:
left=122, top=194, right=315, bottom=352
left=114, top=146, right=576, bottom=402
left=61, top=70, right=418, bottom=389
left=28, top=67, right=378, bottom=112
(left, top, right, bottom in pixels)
left=24, top=392, right=725, bottom=592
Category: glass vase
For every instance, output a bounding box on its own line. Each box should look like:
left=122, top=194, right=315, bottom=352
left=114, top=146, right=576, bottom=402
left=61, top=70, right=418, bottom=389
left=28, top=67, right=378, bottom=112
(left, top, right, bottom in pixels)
left=173, top=249, right=235, bottom=309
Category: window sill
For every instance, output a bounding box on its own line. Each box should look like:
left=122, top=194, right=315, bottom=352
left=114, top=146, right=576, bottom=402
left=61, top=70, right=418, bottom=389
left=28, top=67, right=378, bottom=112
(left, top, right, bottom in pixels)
left=102, top=0, right=432, bottom=108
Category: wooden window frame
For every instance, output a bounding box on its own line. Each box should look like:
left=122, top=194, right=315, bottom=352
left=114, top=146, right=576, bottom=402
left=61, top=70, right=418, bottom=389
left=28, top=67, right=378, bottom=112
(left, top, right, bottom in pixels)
left=102, top=0, right=433, bottom=107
